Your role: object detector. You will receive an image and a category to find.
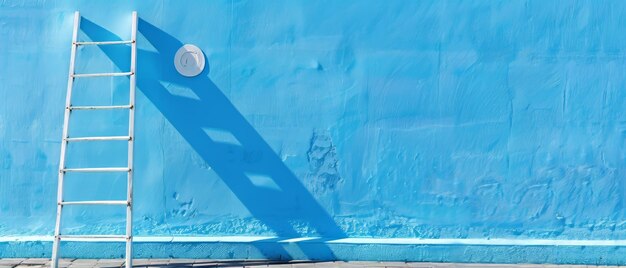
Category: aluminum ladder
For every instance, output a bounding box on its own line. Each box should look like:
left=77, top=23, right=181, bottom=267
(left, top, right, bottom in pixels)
left=51, top=11, right=137, bottom=268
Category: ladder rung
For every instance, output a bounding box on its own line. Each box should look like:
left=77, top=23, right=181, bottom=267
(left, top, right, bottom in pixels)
left=72, top=72, right=133, bottom=78
left=69, top=105, right=132, bottom=110
left=60, top=200, right=128, bottom=206
left=61, top=167, right=130, bottom=173
left=58, top=235, right=128, bottom=242
left=65, top=136, right=131, bottom=142
left=74, top=40, right=133, bottom=46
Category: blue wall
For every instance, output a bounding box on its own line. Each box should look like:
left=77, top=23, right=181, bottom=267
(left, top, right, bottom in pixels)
left=2, top=0, right=626, bottom=264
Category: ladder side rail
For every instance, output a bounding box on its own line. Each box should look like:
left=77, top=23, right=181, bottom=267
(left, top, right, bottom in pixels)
left=52, top=11, right=80, bottom=268
left=125, top=11, right=138, bottom=268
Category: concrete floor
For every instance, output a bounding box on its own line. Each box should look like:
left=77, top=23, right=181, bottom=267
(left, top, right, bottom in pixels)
left=0, top=259, right=622, bottom=268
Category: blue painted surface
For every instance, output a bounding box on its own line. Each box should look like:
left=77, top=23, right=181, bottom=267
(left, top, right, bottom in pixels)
left=1, top=0, right=626, bottom=264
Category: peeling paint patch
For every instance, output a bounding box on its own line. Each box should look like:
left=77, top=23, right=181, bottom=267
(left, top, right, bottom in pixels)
left=306, top=130, right=342, bottom=192
left=170, top=192, right=197, bottom=218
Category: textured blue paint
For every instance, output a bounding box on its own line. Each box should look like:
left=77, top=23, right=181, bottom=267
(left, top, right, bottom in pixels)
left=2, top=0, right=626, bottom=264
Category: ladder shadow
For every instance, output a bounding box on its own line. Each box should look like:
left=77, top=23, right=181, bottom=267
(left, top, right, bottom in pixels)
left=79, top=18, right=346, bottom=260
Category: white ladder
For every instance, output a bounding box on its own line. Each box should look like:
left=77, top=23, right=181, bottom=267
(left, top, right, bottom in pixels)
left=51, top=11, right=137, bottom=268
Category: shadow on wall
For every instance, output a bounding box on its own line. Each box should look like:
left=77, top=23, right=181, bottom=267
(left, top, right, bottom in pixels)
left=79, top=18, right=346, bottom=260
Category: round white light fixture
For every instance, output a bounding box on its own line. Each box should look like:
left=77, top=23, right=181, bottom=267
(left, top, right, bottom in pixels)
left=174, top=44, right=205, bottom=77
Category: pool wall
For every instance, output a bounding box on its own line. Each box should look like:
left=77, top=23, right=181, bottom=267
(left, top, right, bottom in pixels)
left=2, top=0, right=626, bottom=264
